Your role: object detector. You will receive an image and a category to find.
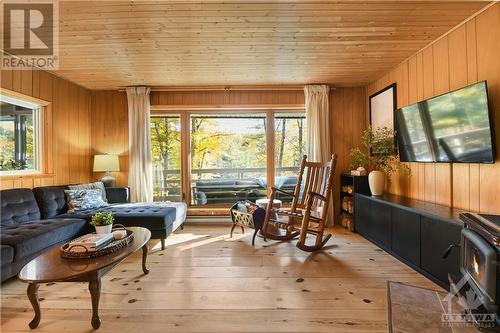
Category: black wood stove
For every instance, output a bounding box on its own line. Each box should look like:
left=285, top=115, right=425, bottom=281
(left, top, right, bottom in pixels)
left=458, top=213, right=500, bottom=329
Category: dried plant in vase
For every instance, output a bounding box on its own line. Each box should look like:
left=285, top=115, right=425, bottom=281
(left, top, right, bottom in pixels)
left=350, top=126, right=409, bottom=195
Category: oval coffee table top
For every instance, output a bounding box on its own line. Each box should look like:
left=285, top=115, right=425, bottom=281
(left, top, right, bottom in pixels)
left=18, top=227, right=151, bottom=283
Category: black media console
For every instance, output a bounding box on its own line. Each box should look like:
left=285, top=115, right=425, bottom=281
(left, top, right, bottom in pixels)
left=354, top=193, right=466, bottom=289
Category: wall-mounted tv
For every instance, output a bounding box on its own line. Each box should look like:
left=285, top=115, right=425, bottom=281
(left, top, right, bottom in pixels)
left=395, top=81, right=495, bottom=163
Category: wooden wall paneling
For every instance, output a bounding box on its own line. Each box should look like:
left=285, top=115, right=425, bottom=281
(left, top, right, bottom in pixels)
left=115, top=91, right=129, bottom=186
left=466, top=19, right=479, bottom=84
left=421, top=46, right=436, bottom=203
left=343, top=88, right=354, bottom=174
left=21, top=69, right=33, bottom=96
left=80, top=88, right=91, bottom=183
left=368, top=3, right=500, bottom=214
left=476, top=4, right=500, bottom=214
left=68, top=84, right=80, bottom=183
left=12, top=70, right=21, bottom=92
left=330, top=89, right=344, bottom=221
left=407, top=56, right=419, bottom=200
left=415, top=51, right=427, bottom=201
left=449, top=25, right=470, bottom=210
left=1, top=69, right=13, bottom=90
left=466, top=18, right=481, bottom=212
left=32, top=69, right=40, bottom=98
left=90, top=91, right=129, bottom=187
left=329, top=87, right=367, bottom=223
left=55, top=77, right=70, bottom=185
left=393, top=63, right=410, bottom=197
left=432, top=38, right=452, bottom=206
left=39, top=71, right=54, bottom=179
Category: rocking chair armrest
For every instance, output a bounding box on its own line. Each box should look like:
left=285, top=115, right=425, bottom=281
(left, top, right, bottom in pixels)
left=271, top=187, right=296, bottom=198
left=307, top=191, right=327, bottom=202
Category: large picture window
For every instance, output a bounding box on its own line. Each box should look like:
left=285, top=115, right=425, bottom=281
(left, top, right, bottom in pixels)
left=0, top=95, right=43, bottom=174
left=190, top=114, right=267, bottom=206
left=150, top=109, right=305, bottom=207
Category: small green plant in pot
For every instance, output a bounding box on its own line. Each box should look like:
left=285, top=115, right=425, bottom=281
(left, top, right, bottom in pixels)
left=90, top=212, right=114, bottom=234
left=350, top=126, right=409, bottom=195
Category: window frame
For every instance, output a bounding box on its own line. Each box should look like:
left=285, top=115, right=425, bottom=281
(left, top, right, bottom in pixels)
left=151, top=106, right=305, bottom=209
left=0, top=90, right=48, bottom=176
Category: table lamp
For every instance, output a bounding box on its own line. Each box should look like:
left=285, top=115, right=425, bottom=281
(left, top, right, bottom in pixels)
left=93, top=154, right=120, bottom=187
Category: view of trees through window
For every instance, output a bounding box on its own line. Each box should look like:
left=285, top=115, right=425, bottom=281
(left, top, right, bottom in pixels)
left=191, top=114, right=267, bottom=205
left=274, top=113, right=307, bottom=202
left=149, top=111, right=306, bottom=206
left=0, top=98, right=39, bottom=172
left=150, top=116, right=181, bottom=201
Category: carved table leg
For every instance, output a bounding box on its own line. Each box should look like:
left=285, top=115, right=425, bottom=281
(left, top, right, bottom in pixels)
left=88, top=275, right=102, bottom=329
left=27, top=283, right=41, bottom=329
left=142, top=244, right=149, bottom=275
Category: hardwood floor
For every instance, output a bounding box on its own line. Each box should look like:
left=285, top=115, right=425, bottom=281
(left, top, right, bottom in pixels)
left=1, top=225, right=439, bottom=332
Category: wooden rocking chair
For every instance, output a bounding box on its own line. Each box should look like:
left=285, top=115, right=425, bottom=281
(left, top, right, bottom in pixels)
left=261, top=154, right=337, bottom=252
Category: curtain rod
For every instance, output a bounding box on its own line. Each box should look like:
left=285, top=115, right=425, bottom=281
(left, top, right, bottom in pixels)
left=118, top=85, right=335, bottom=92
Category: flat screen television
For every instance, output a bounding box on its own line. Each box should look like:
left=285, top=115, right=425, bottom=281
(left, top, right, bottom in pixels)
left=395, top=81, right=495, bottom=163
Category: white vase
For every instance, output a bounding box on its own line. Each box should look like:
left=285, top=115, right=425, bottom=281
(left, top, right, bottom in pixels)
left=95, top=224, right=113, bottom=234
left=368, top=170, right=386, bottom=196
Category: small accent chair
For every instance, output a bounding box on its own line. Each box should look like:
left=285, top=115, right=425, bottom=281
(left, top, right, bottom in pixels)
left=261, top=154, right=337, bottom=252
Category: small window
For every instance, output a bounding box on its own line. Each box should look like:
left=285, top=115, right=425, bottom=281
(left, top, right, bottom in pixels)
left=0, top=95, right=43, bottom=174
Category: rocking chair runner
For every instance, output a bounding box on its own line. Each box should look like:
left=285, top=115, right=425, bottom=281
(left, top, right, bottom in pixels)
left=261, top=154, right=337, bottom=252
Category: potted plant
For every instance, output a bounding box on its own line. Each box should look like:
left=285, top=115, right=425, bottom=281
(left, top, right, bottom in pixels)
left=90, top=212, right=114, bottom=234
left=350, top=126, right=408, bottom=196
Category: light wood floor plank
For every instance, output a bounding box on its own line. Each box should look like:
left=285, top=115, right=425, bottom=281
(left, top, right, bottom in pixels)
left=0, top=225, right=440, bottom=332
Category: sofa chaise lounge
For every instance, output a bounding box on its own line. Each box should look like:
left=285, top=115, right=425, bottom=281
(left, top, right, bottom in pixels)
left=1, top=185, right=186, bottom=282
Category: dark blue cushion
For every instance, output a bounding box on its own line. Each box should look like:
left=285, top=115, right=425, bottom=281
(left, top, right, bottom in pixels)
left=0, top=218, right=87, bottom=260
left=0, top=189, right=41, bottom=226
left=33, top=186, right=69, bottom=219
left=1, top=245, right=14, bottom=266
left=59, top=203, right=177, bottom=231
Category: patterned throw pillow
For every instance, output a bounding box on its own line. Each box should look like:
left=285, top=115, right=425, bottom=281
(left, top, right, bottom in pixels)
left=69, top=181, right=108, bottom=203
left=65, top=189, right=108, bottom=213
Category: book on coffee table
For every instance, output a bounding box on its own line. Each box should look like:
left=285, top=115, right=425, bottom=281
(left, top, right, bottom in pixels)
left=69, top=233, right=115, bottom=252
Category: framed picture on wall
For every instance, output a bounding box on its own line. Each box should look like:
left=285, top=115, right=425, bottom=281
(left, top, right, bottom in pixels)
left=369, top=83, right=397, bottom=152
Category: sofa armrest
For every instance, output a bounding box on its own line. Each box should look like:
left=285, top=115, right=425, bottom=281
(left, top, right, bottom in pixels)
left=105, top=187, right=130, bottom=204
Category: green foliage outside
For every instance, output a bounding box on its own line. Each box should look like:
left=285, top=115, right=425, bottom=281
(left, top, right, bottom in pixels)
left=150, top=117, right=182, bottom=199
left=0, top=113, right=35, bottom=171
left=149, top=114, right=307, bottom=202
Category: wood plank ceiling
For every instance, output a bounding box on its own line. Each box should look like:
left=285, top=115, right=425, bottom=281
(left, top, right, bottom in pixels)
left=56, top=1, right=490, bottom=89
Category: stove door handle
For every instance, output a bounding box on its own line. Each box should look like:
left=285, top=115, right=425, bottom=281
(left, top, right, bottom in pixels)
left=442, top=244, right=461, bottom=259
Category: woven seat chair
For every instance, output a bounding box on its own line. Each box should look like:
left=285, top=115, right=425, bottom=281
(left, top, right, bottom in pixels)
left=261, top=154, right=337, bottom=252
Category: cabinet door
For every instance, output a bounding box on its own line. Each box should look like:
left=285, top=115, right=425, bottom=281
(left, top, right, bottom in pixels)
left=354, top=194, right=371, bottom=235
left=370, top=200, right=391, bottom=250
left=421, top=216, right=462, bottom=286
left=391, top=208, right=420, bottom=266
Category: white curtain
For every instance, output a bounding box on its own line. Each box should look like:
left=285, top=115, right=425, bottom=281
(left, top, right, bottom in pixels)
left=126, top=87, right=153, bottom=202
left=304, top=85, right=331, bottom=162
left=304, top=84, right=334, bottom=224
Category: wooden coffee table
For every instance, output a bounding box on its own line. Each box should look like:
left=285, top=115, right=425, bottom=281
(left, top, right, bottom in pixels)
left=18, top=227, right=151, bottom=330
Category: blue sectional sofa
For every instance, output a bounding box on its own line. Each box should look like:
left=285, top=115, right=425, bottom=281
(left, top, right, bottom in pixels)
left=0, top=185, right=183, bottom=282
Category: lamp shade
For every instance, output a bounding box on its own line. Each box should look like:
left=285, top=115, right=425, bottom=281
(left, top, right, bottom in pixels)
left=93, top=154, right=120, bottom=172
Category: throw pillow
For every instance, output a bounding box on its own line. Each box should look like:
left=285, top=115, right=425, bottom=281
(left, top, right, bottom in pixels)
left=69, top=181, right=108, bottom=203
left=65, top=189, right=108, bottom=213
